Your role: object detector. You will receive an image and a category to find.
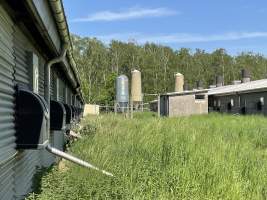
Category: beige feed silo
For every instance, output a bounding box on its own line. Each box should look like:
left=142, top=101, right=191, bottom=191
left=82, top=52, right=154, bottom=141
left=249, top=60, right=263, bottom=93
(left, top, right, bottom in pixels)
left=175, top=73, right=184, bottom=92
left=131, top=69, right=142, bottom=102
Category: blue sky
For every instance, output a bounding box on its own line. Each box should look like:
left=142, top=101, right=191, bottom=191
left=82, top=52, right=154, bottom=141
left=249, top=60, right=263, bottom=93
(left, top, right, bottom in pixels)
left=63, top=0, right=267, bottom=55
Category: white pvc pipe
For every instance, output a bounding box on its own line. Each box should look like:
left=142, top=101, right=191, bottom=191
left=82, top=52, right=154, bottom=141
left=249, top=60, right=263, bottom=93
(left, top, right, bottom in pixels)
left=46, top=145, right=113, bottom=177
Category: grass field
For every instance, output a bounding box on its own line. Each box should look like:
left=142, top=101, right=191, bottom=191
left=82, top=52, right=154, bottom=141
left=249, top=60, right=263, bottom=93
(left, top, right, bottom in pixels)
left=29, top=113, right=267, bottom=200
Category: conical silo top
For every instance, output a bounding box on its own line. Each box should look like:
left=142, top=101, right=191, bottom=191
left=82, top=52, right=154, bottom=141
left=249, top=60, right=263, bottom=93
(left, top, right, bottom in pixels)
left=118, top=74, right=128, bottom=79
left=175, top=72, right=183, bottom=76
left=132, top=69, right=140, bottom=73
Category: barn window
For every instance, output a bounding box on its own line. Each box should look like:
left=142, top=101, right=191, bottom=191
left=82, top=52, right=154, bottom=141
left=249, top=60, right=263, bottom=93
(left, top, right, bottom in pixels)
left=257, top=97, right=264, bottom=111
left=230, top=99, right=234, bottom=107
left=260, top=97, right=264, bottom=105
left=227, top=99, right=234, bottom=110
left=195, top=94, right=205, bottom=100
left=213, top=99, right=216, bottom=106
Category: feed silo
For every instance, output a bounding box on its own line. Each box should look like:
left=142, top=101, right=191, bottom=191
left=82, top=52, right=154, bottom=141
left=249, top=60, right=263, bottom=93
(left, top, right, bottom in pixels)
left=196, top=80, right=204, bottom=90
left=183, top=82, right=189, bottom=91
left=116, top=75, right=129, bottom=112
left=216, top=75, right=224, bottom=87
left=241, top=69, right=251, bottom=83
left=175, top=73, right=184, bottom=92
left=131, top=69, right=142, bottom=109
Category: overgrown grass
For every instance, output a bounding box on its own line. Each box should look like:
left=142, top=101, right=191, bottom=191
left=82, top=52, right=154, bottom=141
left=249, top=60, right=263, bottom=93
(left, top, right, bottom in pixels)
left=28, top=113, right=267, bottom=200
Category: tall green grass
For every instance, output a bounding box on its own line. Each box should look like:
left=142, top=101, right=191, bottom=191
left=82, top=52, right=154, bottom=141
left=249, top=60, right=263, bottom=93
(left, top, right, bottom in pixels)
left=29, top=113, right=267, bottom=200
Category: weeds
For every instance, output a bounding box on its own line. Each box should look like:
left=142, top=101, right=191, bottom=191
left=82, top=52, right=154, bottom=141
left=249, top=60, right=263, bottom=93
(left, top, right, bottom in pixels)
left=28, top=113, right=267, bottom=200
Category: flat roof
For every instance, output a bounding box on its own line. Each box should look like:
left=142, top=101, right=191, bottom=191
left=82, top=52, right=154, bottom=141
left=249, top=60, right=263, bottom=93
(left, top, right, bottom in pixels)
left=162, top=89, right=209, bottom=97
left=208, top=79, right=267, bottom=96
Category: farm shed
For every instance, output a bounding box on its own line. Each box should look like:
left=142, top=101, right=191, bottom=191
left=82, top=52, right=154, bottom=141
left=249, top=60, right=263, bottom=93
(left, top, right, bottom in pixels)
left=159, top=90, right=209, bottom=117
left=208, top=79, right=267, bottom=115
left=0, top=0, right=84, bottom=199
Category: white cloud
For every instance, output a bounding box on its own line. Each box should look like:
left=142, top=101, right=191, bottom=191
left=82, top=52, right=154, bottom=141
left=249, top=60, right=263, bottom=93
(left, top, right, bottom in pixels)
left=71, top=7, right=178, bottom=22
left=93, top=32, right=267, bottom=44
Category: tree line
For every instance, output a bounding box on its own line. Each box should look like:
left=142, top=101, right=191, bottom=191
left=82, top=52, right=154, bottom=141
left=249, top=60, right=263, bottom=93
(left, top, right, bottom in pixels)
left=72, top=34, right=267, bottom=105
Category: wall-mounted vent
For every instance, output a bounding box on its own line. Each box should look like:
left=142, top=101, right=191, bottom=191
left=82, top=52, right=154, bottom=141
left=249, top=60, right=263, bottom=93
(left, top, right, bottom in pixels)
left=50, top=101, right=66, bottom=131
left=15, top=85, right=49, bottom=149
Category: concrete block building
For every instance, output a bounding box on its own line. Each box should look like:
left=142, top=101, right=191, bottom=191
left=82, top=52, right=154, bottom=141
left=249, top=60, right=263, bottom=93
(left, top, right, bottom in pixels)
left=159, top=90, right=209, bottom=117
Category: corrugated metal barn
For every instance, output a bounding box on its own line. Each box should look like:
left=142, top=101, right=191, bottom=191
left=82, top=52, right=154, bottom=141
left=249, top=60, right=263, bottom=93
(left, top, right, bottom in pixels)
left=208, top=79, right=267, bottom=115
left=0, top=1, right=84, bottom=199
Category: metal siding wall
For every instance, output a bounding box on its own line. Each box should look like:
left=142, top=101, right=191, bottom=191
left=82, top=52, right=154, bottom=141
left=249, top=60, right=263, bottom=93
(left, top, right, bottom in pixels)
left=58, top=78, right=64, bottom=102
left=240, top=92, right=267, bottom=115
left=38, top=58, right=45, bottom=97
left=63, top=82, right=66, bottom=103
left=72, top=93, right=75, bottom=106
left=13, top=26, right=41, bottom=200
left=0, top=6, right=16, bottom=200
left=41, top=69, right=55, bottom=168
left=13, top=29, right=29, bottom=87
left=50, top=69, right=57, bottom=100
left=217, top=95, right=240, bottom=114
left=67, top=87, right=72, bottom=105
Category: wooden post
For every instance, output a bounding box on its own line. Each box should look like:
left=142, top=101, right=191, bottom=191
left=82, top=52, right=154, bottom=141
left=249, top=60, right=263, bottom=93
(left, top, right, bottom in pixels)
left=114, top=102, right=117, bottom=115
left=157, top=94, right=160, bottom=117
left=126, top=103, right=129, bottom=118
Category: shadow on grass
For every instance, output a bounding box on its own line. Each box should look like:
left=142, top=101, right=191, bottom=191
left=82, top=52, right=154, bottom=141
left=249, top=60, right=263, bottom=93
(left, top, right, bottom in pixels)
left=26, top=165, right=54, bottom=199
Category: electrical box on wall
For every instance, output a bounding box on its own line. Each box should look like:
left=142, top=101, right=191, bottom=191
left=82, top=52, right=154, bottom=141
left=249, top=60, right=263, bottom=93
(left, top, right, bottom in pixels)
left=28, top=52, right=39, bottom=93
left=50, top=101, right=66, bottom=131
left=15, top=85, right=49, bottom=149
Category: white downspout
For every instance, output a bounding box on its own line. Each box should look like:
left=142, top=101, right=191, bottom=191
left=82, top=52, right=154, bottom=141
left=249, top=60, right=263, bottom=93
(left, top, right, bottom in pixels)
left=44, top=45, right=113, bottom=177
left=46, top=145, right=113, bottom=177
left=44, top=44, right=68, bottom=110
